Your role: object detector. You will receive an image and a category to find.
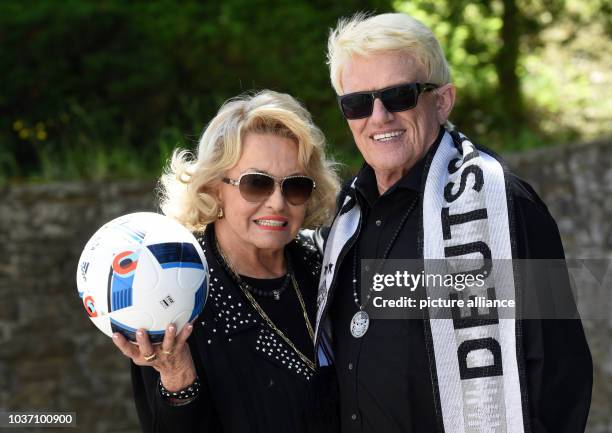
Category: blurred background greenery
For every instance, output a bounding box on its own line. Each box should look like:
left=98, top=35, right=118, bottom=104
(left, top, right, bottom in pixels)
left=1, top=0, right=610, bottom=184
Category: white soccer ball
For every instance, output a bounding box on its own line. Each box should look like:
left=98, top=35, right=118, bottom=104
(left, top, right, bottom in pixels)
left=76, top=212, right=208, bottom=343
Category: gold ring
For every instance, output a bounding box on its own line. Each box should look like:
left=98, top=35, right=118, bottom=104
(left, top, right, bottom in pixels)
left=143, top=352, right=157, bottom=362
left=162, top=349, right=174, bottom=355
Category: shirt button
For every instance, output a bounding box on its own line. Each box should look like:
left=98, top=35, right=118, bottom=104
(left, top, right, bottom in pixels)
left=351, top=414, right=357, bottom=421
left=348, top=362, right=353, bottom=371
left=375, top=219, right=382, bottom=226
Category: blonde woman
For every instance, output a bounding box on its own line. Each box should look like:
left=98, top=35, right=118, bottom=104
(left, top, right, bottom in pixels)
left=113, top=90, right=340, bottom=433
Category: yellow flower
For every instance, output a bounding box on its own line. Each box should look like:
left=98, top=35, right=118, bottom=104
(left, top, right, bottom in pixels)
left=19, top=129, right=30, bottom=139
left=36, top=130, right=47, bottom=141
left=13, top=120, right=24, bottom=131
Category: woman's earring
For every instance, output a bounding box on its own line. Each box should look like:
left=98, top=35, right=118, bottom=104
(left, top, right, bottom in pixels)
left=217, top=207, right=224, bottom=219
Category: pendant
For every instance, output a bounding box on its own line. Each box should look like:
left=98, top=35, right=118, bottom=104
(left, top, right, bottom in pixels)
left=350, top=310, right=369, bottom=338
left=273, top=290, right=280, bottom=301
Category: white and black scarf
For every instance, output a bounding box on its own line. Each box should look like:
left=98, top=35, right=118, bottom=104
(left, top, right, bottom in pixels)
left=315, top=129, right=530, bottom=433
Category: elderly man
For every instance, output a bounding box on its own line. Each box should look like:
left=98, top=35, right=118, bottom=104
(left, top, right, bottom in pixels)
left=314, top=12, right=592, bottom=433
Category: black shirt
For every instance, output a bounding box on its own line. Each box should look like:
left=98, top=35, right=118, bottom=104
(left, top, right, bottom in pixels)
left=330, top=130, right=592, bottom=433
left=241, top=273, right=314, bottom=359
left=331, top=135, right=436, bottom=433
left=130, top=225, right=337, bottom=433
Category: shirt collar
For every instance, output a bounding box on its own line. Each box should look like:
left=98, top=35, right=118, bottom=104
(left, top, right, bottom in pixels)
left=354, top=126, right=444, bottom=205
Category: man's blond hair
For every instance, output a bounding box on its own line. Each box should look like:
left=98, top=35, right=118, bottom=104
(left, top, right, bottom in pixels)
left=327, top=12, right=452, bottom=94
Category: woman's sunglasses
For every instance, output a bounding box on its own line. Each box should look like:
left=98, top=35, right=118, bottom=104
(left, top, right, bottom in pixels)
left=337, top=82, right=439, bottom=120
left=222, top=172, right=316, bottom=205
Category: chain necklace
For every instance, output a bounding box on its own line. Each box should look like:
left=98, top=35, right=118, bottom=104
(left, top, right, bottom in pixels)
left=350, top=195, right=418, bottom=338
left=239, top=261, right=292, bottom=301
left=212, top=237, right=316, bottom=371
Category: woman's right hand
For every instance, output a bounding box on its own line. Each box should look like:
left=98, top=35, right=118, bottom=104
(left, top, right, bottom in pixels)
left=113, top=322, right=198, bottom=392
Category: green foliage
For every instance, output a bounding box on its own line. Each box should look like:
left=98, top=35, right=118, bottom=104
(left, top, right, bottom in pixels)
left=1, top=0, right=393, bottom=182
left=1, top=0, right=609, bottom=183
left=395, top=0, right=611, bottom=150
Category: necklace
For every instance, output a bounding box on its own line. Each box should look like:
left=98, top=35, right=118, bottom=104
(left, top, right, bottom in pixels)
left=211, top=239, right=291, bottom=300
left=242, top=275, right=290, bottom=301
left=238, top=262, right=292, bottom=301
left=212, top=237, right=316, bottom=371
left=350, top=195, right=418, bottom=338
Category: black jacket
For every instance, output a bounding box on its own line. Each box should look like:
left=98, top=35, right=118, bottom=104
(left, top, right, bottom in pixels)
left=316, top=131, right=592, bottom=433
left=131, top=226, right=338, bottom=433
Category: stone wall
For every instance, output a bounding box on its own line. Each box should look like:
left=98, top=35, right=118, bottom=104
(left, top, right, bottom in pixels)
left=505, top=138, right=612, bottom=433
left=0, top=138, right=610, bottom=433
left=0, top=182, right=157, bottom=433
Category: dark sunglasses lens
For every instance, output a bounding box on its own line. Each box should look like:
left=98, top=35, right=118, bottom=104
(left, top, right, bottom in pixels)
left=282, top=177, right=315, bottom=205
left=239, top=174, right=275, bottom=202
left=340, top=93, right=374, bottom=119
left=381, top=84, right=418, bottom=112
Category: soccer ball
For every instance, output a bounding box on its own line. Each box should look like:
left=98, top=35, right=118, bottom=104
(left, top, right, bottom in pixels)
left=76, top=212, right=208, bottom=343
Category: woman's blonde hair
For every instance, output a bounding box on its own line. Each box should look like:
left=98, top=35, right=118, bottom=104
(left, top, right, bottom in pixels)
left=158, top=90, right=340, bottom=232
left=327, top=12, right=452, bottom=94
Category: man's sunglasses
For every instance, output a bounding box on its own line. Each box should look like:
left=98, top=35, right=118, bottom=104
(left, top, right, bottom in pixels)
left=337, top=82, right=439, bottom=120
left=222, top=172, right=316, bottom=205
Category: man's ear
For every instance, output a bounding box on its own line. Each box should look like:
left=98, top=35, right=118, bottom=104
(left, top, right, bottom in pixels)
left=435, top=83, right=456, bottom=125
